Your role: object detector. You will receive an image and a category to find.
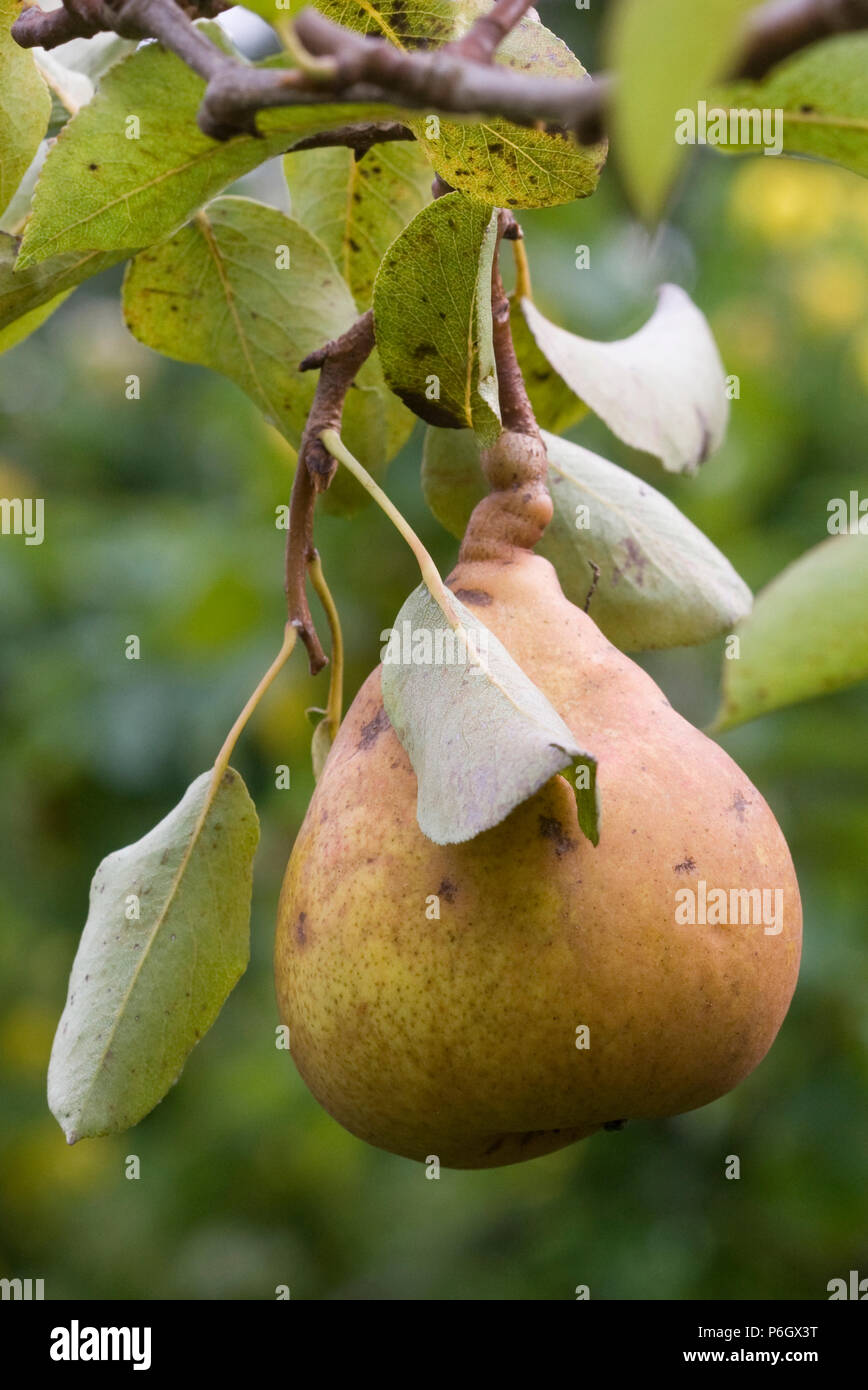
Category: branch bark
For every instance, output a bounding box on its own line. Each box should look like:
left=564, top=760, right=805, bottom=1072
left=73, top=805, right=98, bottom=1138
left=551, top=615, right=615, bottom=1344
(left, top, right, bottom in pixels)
left=16, top=0, right=864, bottom=147
left=285, top=311, right=375, bottom=673
left=451, top=0, right=538, bottom=63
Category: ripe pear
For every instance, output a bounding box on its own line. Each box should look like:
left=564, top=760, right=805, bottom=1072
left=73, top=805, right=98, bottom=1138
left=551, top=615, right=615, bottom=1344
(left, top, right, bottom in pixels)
left=275, top=549, right=801, bottom=1169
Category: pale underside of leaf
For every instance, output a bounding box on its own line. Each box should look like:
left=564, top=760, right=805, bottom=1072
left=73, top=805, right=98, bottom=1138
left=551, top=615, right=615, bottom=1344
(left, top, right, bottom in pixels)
left=520, top=284, right=729, bottom=474
left=381, top=584, right=599, bottom=845
left=48, top=768, right=259, bottom=1142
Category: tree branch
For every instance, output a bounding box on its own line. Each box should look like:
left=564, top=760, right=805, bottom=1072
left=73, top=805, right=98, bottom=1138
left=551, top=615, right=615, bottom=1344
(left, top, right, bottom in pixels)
left=490, top=209, right=536, bottom=437
left=290, top=120, right=415, bottom=157
left=15, top=0, right=863, bottom=147
left=728, top=0, right=868, bottom=80
left=285, top=311, right=375, bottom=673
left=451, top=0, right=538, bottom=63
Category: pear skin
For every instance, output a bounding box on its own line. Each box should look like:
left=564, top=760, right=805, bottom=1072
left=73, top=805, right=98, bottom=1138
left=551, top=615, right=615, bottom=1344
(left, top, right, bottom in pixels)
left=275, top=551, right=801, bottom=1169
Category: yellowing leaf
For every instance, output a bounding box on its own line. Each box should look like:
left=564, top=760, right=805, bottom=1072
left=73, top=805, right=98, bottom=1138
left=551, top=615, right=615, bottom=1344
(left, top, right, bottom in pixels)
left=0, top=0, right=51, bottom=217
left=0, top=230, right=124, bottom=340
left=286, top=140, right=432, bottom=309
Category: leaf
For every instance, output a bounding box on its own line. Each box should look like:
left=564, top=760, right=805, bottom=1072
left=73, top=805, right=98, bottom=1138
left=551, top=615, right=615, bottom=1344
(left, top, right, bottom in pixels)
left=311, top=717, right=333, bottom=781
left=34, top=48, right=94, bottom=121
left=422, top=428, right=752, bottom=651
left=0, top=0, right=51, bottom=217
left=0, top=230, right=124, bottom=338
left=46, top=30, right=138, bottom=86
left=712, top=34, right=868, bottom=181
left=48, top=767, right=259, bottom=1142
left=715, top=535, right=868, bottom=730
left=0, top=286, right=71, bottom=354
left=408, top=3, right=605, bottom=210
left=122, top=196, right=389, bottom=477
left=381, top=583, right=599, bottom=845
left=267, top=0, right=605, bottom=208
left=519, top=284, right=729, bottom=473
left=17, top=26, right=403, bottom=266
left=372, top=192, right=500, bottom=440
left=285, top=140, right=432, bottom=310
left=606, top=0, right=756, bottom=220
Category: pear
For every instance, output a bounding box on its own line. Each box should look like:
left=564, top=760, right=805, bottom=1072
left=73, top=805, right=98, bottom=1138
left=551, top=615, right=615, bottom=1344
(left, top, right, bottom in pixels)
left=275, top=548, right=801, bottom=1168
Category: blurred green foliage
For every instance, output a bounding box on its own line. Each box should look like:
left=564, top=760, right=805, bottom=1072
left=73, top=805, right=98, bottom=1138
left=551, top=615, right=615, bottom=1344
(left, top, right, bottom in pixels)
left=1, top=8, right=867, bottom=1299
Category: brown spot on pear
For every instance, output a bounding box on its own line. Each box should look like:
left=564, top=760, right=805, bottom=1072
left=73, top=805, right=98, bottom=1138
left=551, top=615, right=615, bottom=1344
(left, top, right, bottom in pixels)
left=275, top=551, right=801, bottom=1168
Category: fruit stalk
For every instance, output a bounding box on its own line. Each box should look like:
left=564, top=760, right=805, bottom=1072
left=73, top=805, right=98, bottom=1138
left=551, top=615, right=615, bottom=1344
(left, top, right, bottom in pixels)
left=459, top=212, right=552, bottom=565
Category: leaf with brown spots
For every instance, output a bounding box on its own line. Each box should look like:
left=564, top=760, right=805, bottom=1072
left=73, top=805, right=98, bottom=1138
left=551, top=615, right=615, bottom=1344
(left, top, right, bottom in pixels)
left=373, top=193, right=500, bottom=439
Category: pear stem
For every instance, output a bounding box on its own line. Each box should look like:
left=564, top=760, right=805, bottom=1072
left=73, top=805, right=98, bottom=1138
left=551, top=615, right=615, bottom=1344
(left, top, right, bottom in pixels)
left=318, top=429, right=461, bottom=630
left=512, top=236, right=533, bottom=302
left=210, top=622, right=298, bottom=786
left=307, top=551, right=344, bottom=737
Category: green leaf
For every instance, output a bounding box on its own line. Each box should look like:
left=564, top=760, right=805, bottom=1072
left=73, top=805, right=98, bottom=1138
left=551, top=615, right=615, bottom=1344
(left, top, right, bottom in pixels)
left=519, top=284, right=729, bottom=473
left=712, top=34, right=868, bottom=180
left=606, top=0, right=756, bottom=220
left=311, top=716, right=333, bottom=781
left=266, top=0, right=605, bottom=208
left=372, top=192, right=499, bottom=439
left=16, top=26, right=403, bottom=266
left=408, top=4, right=605, bottom=210
left=0, top=286, right=71, bottom=354
left=0, top=230, right=124, bottom=338
left=1, top=0, right=51, bottom=217
left=715, top=535, right=868, bottom=730
left=286, top=140, right=432, bottom=310
left=381, top=582, right=598, bottom=844
left=48, top=767, right=259, bottom=1142
left=422, top=428, right=752, bottom=651
left=122, top=196, right=391, bottom=482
